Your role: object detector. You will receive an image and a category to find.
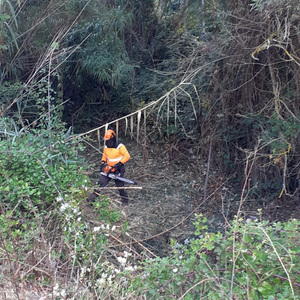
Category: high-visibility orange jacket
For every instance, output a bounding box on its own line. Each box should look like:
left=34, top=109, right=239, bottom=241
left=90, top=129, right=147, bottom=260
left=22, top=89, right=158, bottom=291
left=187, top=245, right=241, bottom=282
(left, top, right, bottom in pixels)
left=101, top=143, right=130, bottom=166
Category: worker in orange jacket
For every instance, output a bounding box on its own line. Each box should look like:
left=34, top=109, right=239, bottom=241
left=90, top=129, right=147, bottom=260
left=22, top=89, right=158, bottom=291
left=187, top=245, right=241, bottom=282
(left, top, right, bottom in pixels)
left=98, top=129, right=131, bottom=205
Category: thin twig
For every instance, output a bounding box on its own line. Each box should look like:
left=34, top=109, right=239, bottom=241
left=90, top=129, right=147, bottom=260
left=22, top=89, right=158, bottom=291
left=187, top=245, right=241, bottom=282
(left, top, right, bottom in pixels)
left=125, top=232, right=156, bottom=258
left=203, top=140, right=212, bottom=202
left=178, top=279, right=212, bottom=300
left=230, top=143, right=258, bottom=298
left=258, top=226, right=295, bottom=298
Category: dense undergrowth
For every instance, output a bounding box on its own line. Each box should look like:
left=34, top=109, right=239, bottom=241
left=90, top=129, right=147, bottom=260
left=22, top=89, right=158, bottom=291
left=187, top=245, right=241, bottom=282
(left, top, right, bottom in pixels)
left=0, top=117, right=299, bottom=299
left=0, top=118, right=122, bottom=298
left=130, top=215, right=300, bottom=299
left=0, top=0, right=300, bottom=298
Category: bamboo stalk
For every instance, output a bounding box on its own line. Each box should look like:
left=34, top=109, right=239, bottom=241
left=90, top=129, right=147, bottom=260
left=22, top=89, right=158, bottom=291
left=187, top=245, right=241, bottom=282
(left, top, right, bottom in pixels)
left=116, top=120, right=119, bottom=140
left=137, top=110, right=141, bottom=143
left=130, top=115, right=134, bottom=138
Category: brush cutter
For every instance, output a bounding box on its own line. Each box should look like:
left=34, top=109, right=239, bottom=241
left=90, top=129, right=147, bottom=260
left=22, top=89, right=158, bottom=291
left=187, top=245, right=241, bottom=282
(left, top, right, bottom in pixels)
left=100, top=171, right=137, bottom=185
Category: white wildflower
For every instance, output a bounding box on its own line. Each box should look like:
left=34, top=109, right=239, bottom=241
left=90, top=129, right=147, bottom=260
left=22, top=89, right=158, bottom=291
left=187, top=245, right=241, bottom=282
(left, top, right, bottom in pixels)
left=107, top=275, right=113, bottom=285
left=117, top=256, right=127, bottom=266
left=80, top=267, right=86, bottom=279
left=93, top=226, right=101, bottom=233
left=173, top=268, right=178, bottom=273
left=111, top=225, right=116, bottom=231
left=60, top=289, right=66, bottom=297
left=53, top=283, right=60, bottom=297
left=56, top=196, right=63, bottom=202
left=97, top=278, right=106, bottom=286
left=123, top=251, right=132, bottom=258
left=60, top=203, right=69, bottom=213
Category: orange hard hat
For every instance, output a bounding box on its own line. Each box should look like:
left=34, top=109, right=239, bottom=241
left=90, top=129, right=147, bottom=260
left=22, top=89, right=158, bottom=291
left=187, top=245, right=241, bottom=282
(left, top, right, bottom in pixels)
left=103, top=129, right=116, bottom=140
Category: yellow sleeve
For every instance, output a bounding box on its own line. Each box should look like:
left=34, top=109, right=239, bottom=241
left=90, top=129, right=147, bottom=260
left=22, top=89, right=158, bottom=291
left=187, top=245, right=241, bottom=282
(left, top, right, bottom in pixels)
left=119, top=144, right=130, bottom=164
left=101, top=147, right=107, bottom=162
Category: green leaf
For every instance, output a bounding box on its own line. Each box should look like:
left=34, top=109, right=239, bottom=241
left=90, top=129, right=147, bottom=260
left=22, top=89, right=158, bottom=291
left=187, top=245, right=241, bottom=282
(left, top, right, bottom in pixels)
left=258, top=281, right=274, bottom=297
left=0, top=13, right=10, bottom=21
left=4, top=21, right=18, bottom=49
left=6, top=0, right=18, bottom=28
left=183, top=293, right=194, bottom=300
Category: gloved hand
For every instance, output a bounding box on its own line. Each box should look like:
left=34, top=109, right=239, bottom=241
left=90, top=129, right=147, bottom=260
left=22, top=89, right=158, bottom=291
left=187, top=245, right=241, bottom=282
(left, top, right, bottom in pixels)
left=114, top=162, right=123, bottom=172
left=100, top=161, right=105, bottom=172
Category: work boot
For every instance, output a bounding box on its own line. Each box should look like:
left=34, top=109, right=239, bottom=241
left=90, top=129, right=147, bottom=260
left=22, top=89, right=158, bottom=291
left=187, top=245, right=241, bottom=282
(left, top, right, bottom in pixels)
left=121, top=197, right=129, bottom=206
left=87, top=191, right=98, bottom=203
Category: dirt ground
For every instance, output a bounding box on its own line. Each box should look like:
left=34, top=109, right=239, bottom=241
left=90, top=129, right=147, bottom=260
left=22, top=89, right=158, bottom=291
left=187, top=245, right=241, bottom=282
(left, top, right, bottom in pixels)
left=84, top=136, right=204, bottom=254
left=83, top=135, right=300, bottom=257
left=84, top=136, right=233, bottom=256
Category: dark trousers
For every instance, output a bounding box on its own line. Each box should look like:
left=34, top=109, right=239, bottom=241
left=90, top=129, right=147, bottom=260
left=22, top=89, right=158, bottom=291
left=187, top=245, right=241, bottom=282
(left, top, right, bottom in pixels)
left=98, top=165, right=129, bottom=205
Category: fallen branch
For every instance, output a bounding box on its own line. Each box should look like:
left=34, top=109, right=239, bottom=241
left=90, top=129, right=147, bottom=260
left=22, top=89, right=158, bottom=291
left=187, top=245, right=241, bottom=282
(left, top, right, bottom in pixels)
left=108, top=233, right=141, bottom=258
left=125, top=232, right=157, bottom=258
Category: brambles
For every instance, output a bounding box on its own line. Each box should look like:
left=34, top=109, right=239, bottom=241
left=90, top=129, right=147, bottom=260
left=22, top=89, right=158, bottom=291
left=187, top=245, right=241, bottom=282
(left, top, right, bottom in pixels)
left=128, top=215, right=300, bottom=299
left=0, top=117, right=126, bottom=298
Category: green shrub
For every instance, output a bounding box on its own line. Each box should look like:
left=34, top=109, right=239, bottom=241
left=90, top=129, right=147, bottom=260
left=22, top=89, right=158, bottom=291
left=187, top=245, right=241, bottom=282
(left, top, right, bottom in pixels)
left=128, top=214, right=300, bottom=299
